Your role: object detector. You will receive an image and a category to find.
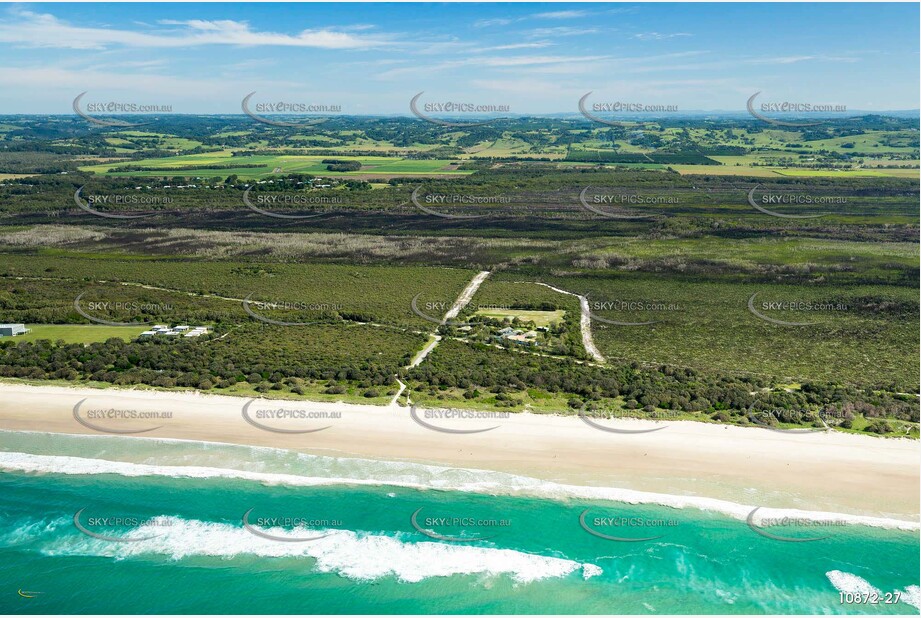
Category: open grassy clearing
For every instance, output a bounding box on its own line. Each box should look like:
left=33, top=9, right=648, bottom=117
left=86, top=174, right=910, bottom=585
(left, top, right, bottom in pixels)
left=775, top=168, right=920, bottom=178
left=13, top=324, right=148, bottom=344
left=472, top=309, right=565, bottom=328
left=79, top=150, right=472, bottom=179
left=672, top=164, right=781, bottom=177
left=674, top=164, right=916, bottom=178
left=111, top=131, right=205, bottom=151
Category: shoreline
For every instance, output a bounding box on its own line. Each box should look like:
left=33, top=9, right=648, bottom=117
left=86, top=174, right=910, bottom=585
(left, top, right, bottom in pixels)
left=2, top=433, right=918, bottom=532
left=0, top=382, right=918, bottom=525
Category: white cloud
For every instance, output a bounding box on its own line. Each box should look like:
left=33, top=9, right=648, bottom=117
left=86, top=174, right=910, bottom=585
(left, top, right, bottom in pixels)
left=473, top=18, right=515, bottom=28
left=0, top=64, right=349, bottom=112
left=0, top=10, right=393, bottom=50
left=525, top=26, right=600, bottom=38
left=479, top=54, right=609, bottom=67
left=374, top=53, right=610, bottom=80
left=532, top=10, right=589, bottom=19
left=632, top=32, right=691, bottom=41
left=746, top=55, right=858, bottom=65
left=475, top=42, right=554, bottom=52
left=0, top=65, right=226, bottom=96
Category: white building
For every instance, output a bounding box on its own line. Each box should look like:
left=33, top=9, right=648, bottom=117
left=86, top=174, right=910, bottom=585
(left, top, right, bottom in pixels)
left=139, top=325, right=209, bottom=339
left=0, top=323, right=28, bottom=337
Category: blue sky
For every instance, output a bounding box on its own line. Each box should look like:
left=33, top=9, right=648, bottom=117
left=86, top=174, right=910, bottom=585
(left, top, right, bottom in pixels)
left=0, top=3, right=917, bottom=114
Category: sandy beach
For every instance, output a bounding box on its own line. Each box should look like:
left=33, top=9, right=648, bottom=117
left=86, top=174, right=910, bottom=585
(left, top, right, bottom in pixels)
left=0, top=382, right=917, bottom=522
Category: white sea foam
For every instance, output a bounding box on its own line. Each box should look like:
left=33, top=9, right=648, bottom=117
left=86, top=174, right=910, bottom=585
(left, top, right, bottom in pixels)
left=826, top=571, right=920, bottom=609
left=41, top=516, right=599, bottom=584
left=901, top=585, right=920, bottom=609
left=826, top=571, right=882, bottom=597
left=1, top=449, right=917, bottom=531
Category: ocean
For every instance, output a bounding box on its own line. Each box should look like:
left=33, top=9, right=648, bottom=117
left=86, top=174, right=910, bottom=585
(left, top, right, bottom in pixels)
left=0, top=431, right=918, bottom=615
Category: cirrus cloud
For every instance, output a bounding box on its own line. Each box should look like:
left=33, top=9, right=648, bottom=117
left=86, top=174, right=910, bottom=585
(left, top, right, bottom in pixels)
left=0, top=9, right=394, bottom=50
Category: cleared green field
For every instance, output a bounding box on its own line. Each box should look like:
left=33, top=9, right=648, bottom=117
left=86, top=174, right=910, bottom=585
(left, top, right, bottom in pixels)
left=80, top=151, right=472, bottom=179
left=674, top=164, right=918, bottom=178
left=711, top=153, right=796, bottom=165
left=14, top=324, right=148, bottom=344
left=473, top=309, right=565, bottom=327
left=556, top=161, right=667, bottom=170
left=672, top=164, right=781, bottom=177
left=775, top=168, right=920, bottom=178
left=112, top=131, right=204, bottom=151
left=799, top=131, right=918, bottom=153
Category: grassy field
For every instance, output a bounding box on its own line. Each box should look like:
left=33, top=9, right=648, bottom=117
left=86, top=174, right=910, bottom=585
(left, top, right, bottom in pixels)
left=774, top=168, right=920, bottom=178
left=80, top=151, right=472, bottom=179
left=472, top=308, right=565, bottom=327
left=673, top=164, right=918, bottom=178
left=14, top=324, right=148, bottom=344
left=109, top=131, right=205, bottom=151
left=672, top=164, right=781, bottom=177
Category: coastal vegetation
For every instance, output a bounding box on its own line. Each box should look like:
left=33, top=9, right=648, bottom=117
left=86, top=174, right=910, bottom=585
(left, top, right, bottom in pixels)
left=0, top=113, right=916, bottom=436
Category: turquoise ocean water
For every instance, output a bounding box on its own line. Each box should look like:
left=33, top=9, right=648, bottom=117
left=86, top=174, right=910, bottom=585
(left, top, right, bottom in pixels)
left=0, top=431, right=918, bottom=614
